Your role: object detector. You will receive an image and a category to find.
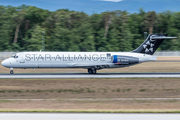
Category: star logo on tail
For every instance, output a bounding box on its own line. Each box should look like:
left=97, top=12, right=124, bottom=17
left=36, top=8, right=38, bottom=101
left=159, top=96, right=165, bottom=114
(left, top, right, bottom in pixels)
left=144, top=35, right=156, bottom=53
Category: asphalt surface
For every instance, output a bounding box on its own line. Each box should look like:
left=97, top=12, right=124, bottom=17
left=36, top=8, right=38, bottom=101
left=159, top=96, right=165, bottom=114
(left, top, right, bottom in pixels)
left=0, top=72, right=180, bottom=78
left=0, top=113, right=180, bottom=120
left=1, top=98, right=180, bottom=101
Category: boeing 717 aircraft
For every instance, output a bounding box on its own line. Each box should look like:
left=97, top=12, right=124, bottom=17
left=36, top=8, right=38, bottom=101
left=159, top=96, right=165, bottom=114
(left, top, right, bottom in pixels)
left=1, top=33, right=177, bottom=74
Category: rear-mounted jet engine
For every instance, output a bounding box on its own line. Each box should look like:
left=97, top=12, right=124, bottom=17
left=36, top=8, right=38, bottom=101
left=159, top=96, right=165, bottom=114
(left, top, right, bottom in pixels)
left=111, top=55, right=139, bottom=65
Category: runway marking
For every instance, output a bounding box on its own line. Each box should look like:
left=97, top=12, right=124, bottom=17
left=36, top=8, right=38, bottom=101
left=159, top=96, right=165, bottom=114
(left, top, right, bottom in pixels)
left=0, top=113, right=180, bottom=120
left=1, top=98, right=180, bottom=101
left=1, top=75, right=180, bottom=78
left=1, top=73, right=180, bottom=78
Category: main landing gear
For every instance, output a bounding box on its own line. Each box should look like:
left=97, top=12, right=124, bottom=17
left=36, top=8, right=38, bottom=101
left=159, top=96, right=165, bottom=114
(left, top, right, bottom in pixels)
left=88, top=69, right=97, bottom=74
left=10, top=68, right=13, bottom=74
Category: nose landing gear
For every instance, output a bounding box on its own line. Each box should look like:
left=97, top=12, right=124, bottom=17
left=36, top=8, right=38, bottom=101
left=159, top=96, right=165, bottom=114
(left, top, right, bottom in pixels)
left=10, top=68, right=13, bottom=74
left=10, top=70, right=14, bottom=74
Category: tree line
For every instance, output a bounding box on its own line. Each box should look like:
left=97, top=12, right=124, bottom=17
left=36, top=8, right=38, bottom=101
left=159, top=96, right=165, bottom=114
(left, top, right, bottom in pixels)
left=0, top=5, right=180, bottom=52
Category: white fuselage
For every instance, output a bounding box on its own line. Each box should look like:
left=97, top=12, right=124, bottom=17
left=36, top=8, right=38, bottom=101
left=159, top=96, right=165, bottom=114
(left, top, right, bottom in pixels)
left=1, top=52, right=156, bottom=69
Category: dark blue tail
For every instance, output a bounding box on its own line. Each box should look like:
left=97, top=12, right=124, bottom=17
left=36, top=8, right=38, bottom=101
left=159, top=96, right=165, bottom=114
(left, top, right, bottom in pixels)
left=132, top=33, right=176, bottom=55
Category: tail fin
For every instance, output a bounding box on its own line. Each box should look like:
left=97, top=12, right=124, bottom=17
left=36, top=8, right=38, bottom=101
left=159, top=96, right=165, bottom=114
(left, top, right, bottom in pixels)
left=132, top=33, right=177, bottom=55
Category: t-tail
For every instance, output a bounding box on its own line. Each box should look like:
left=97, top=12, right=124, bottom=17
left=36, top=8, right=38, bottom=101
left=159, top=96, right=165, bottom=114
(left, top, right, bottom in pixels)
left=132, top=33, right=177, bottom=55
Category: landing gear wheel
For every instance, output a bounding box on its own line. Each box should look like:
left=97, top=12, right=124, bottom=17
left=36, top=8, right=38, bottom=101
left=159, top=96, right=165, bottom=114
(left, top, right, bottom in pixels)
left=10, top=70, right=13, bottom=74
left=92, top=69, right=96, bottom=74
left=88, top=69, right=92, bottom=74
left=88, top=69, right=97, bottom=74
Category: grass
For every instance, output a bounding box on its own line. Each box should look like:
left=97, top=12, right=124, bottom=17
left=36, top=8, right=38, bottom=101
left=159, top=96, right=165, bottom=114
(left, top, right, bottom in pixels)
left=0, top=100, right=15, bottom=103
left=166, top=100, right=177, bottom=103
left=0, top=88, right=135, bottom=94
left=0, top=78, right=180, bottom=112
left=139, top=89, right=149, bottom=92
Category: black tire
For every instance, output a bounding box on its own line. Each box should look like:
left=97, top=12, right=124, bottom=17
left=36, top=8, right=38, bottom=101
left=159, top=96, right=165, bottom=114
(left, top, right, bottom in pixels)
left=10, top=70, right=13, bottom=74
left=92, top=69, right=97, bottom=74
left=88, top=69, right=92, bottom=74
left=88, top=69, right=97, bottom=74
left=88, top=69, right=91, bottom=74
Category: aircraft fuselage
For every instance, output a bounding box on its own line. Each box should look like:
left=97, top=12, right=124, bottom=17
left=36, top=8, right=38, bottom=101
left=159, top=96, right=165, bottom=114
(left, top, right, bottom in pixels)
left=1, top=52, right=156, bottom=69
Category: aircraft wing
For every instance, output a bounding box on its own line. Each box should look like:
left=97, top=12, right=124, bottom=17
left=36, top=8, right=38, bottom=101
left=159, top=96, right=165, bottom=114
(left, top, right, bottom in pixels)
left=70, top=63, right=111, bottom=69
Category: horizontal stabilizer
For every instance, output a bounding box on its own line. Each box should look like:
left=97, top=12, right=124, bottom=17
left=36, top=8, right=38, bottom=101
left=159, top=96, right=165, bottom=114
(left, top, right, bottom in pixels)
left=151, top=36, right=177, bottom=40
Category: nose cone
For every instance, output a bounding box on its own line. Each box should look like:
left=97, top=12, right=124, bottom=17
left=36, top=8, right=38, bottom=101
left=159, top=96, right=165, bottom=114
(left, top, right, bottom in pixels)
left=1, top=59, right=9, bottom=67
left=1, top=60, right=5, bottom=66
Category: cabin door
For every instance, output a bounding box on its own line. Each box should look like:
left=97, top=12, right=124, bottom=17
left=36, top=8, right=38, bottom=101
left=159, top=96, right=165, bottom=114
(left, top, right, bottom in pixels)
left=18, top=54, right=26, bottom=68
left=19, top=54, right=25, bottom=63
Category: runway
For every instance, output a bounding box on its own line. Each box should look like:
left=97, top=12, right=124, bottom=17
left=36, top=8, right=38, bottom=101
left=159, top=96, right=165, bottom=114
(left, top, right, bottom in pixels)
left=1, top=98, right=180, bottom=101
left=0, top=72, right=180, bottom=78
left=0, top=113, right=180, bottom=120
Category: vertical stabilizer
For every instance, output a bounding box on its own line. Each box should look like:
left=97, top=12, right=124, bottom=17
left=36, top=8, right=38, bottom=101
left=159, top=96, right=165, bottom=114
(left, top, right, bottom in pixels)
left=132, top=34, right=176, bottom=55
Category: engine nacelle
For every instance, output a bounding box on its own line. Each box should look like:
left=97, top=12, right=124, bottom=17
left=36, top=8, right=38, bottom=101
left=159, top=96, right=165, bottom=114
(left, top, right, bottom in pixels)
left=111, top=55, right=139, bottom=65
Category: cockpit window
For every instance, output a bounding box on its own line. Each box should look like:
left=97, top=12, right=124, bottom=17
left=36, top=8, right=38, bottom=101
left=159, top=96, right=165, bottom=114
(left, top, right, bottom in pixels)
left=11, top=54, right=15, bottom=58
left=11, top=54, right=18, bottom=58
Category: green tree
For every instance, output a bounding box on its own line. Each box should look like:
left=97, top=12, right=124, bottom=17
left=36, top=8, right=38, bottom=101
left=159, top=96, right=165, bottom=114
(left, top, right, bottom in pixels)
left=144, top=11, right=157, bottom=34
left=26, top=25, right=44, bottom=51
left=0, top=5, right=180, bottom=52
left=106, top=29, right=120, bottom=51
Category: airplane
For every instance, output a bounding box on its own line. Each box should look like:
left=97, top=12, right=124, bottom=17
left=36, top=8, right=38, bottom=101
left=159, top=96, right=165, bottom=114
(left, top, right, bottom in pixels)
left=1, top=33, right=177, bottom=74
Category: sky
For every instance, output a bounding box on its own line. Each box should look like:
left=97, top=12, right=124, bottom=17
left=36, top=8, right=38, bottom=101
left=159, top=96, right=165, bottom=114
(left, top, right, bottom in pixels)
left=1, top=0, right=180, bottom=14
